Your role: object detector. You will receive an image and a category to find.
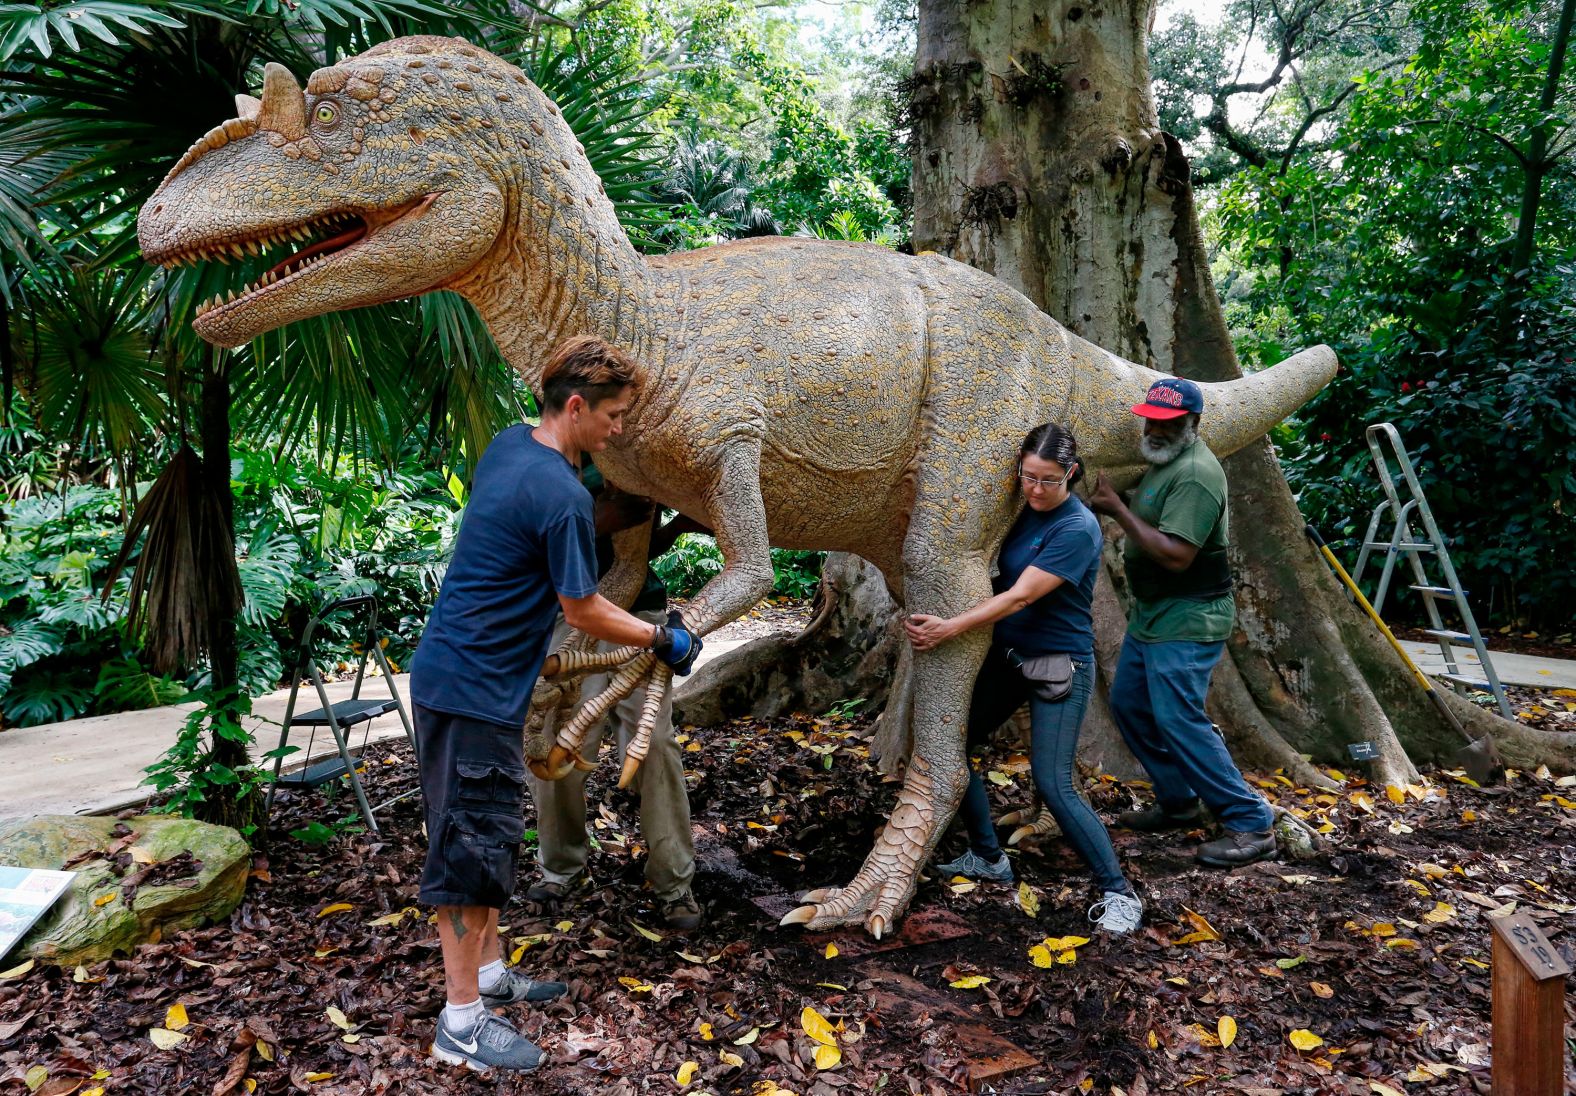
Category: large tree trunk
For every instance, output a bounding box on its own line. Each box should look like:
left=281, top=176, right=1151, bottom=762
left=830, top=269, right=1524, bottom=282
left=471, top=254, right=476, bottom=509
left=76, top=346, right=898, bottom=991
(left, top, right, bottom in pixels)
left=904, top=0, right=1571, bottom=779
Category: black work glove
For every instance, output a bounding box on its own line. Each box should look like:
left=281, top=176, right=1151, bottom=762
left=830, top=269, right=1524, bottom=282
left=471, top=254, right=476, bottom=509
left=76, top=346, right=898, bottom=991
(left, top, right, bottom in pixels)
left=651, top=610, right=703, bottom=676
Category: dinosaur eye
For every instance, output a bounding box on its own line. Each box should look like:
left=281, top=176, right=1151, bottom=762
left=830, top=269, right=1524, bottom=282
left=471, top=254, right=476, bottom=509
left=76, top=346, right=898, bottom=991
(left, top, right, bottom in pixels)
left=313, top=102, right=339, bottom=127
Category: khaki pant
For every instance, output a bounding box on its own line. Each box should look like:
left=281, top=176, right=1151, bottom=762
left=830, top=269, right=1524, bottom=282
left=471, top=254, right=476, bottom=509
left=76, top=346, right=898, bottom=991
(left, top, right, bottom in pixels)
left=527, top=613, right=696, bottom=901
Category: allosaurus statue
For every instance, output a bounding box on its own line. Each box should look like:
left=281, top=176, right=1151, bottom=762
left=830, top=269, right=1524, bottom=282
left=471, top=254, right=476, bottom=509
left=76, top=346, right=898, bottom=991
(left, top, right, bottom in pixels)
left=139, top=36, right=1337, bottom=936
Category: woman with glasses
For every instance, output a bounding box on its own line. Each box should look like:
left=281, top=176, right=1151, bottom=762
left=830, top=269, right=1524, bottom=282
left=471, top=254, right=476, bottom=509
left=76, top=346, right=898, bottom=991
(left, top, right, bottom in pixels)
left=905, top=423, right=1142, bottom=934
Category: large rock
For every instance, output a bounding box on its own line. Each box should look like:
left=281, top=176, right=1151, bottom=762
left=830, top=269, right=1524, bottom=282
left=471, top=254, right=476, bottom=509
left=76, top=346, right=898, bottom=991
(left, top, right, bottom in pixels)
left=0, top=815, right=249, bottom=965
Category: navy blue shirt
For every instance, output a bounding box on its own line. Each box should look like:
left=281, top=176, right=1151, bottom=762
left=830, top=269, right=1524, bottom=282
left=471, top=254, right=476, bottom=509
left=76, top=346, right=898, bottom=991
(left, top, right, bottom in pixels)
left=411, top=424, right=600, bottom=727
left=991, top=495, right=1102, bottom=658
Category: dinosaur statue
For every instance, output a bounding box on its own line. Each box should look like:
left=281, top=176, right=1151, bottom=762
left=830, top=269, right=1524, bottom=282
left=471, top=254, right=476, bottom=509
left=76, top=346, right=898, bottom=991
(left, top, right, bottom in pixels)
left=138, top=35, right=1337, bottom=937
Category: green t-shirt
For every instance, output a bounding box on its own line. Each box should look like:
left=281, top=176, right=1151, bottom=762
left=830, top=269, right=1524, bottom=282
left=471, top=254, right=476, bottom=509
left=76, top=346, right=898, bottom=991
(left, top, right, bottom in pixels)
left=1123, top=439, right=1235, bottom=643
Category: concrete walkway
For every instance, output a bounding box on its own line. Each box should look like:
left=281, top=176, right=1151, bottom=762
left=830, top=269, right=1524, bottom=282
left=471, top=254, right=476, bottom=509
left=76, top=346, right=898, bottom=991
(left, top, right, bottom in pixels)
left=1400, top=641, right=1576, bottom=690
left=0, top=631, right=760, bottom=821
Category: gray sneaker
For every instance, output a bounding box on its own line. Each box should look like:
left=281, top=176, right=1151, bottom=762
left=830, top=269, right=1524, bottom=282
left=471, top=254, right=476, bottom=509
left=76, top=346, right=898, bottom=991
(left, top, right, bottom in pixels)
left=1087, top=890, right=1144, bottom=935
left=936, top=849, right=1014, bottom=883
left=431, top=1011, right=545, bottom=1075
left=480, top=966, right=568, bottom=1008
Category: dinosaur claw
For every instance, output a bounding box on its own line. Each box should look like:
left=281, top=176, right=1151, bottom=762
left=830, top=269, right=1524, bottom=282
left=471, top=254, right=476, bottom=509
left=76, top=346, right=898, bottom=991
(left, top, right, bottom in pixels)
left=780, top=904, right=818, bottom=927
left=1006, top=826, right=1034, bottom=846
left=528, top=745, right=578, bottom=782
left=867, top=914, right=887, bottom=940
left=800, top=886, right=839, bottom=903
left=617, top=755, right=641, bottom=789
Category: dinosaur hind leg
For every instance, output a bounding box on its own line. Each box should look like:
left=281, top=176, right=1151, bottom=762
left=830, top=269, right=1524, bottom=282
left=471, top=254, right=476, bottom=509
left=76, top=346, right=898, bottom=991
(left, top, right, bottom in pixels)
left=783, top=555, right=993, bottom=937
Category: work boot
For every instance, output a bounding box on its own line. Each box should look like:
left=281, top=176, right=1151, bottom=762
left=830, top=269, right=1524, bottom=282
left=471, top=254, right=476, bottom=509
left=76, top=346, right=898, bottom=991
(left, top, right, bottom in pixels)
left=1117, top=800, right=1203, bottom=833
left=1196, top=828, right=1277, bottom=868
left=431, top=1011, right=545, bottom=1075
left=659, top=892, right=704, bottom=932
left=935, top=849, right=1014, bottom=883
left=480, top=966, right=568, bottom=1008
left=524, top=871, right=590, bottom=904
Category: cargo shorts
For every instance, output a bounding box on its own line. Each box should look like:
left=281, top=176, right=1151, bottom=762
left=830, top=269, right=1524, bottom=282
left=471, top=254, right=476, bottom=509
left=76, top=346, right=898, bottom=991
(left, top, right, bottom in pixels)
left=414, top=704, right=529, bottom=909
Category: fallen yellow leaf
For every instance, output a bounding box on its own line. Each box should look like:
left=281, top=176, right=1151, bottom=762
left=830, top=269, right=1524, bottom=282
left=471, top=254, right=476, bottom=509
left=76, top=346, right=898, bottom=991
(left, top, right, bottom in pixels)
left=950, top=974, right=991, bottom=989
left=92, top=893, right=116, bottom=908
left=1016, top=882, right=1040, bottom=918
left=1350, top=791, right=1375, bottom=814
left=1370, top=1083, right=1405, bottom=1096
left=1424, top=902, right=1456, bottom=924
left=255, top=1040, right=274, bottom=1062
left=698, top=1021, right=715, bottom=1040
left=316, top=903, right=353, bottom=917
left=824, top=943, right=838, bottom=959
left=800, top=1005, right=838, bottom=1047
left=1218, top=1015, right=1237, bottom=1048
left=73, top=965, right=103, bottom=984
left=1288, top=1029, right=1324, bottom=1051
left=816, top=982, right=848, bottom=990
left=732, top=1026, right=760, bottom=1045
left=1385, top=785, right=1406, bottom=805
left=1370, top=922, right=1397, bottom=937
left=718, top=1049, right=744, bottom=1067
left=303, top=1073, right=333, bottom=1083
left=554, top=920, right=574, bottom=931
left=630, top=920, right=664, bottom=942
left=24, top=1066, right=47, bottom=1092
left=813, top=1043, right=842, bottom=1070
left=1028, top=944, right=1053, bottom=968
left=676, top=1060, right=699, bottom=1086
left=165, top=1003, right=189, bottom=1031
left=1, top=959, right=35, bottom=980
left=325, top=1005, right=352, bottom=1031
left=148, top=1027, right=188, bottom=1050
left=1043, top=935, right=1090, bottom=950
left=1310, top=981, right=1335, bottom=998
left=617, top=976, right=653, bottom=993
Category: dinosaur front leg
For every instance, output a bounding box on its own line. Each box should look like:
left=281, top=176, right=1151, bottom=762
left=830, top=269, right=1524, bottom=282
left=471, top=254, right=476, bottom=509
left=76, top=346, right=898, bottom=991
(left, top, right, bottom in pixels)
left=528, top=519, right=655, bottom=781
left=784, top=556, right=994, bottom=937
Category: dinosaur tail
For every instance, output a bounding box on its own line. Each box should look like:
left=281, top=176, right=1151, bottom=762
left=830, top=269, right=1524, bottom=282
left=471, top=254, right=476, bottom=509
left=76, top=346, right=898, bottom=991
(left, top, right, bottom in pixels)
left=1072, top=342, right=1339, bottom=473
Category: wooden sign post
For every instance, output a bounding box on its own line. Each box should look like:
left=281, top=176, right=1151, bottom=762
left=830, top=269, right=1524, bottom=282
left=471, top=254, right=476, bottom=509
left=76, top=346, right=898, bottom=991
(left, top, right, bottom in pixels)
left=1490, top=912, right=1571, bottom=1095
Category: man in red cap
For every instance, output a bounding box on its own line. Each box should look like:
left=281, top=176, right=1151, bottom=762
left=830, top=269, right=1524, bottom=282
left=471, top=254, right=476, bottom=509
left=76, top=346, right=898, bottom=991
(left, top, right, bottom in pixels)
left=1088, top=377, right=1277, bottom=867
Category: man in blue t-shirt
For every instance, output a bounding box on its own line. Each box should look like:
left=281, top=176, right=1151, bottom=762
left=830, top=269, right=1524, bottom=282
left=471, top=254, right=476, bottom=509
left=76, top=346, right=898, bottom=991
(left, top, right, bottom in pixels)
left=409, top=335, right=702, bottom=1076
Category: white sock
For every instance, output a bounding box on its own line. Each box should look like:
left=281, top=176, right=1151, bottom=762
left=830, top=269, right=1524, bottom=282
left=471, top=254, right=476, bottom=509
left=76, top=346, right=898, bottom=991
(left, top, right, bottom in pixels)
left=477, top=959, right=507, bottom=991
left=442, top=997, right=486, bottom=1033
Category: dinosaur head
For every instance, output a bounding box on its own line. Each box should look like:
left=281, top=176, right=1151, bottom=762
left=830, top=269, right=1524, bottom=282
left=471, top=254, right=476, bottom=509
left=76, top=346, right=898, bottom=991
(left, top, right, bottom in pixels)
left=138, top=37, right=530, bottom=347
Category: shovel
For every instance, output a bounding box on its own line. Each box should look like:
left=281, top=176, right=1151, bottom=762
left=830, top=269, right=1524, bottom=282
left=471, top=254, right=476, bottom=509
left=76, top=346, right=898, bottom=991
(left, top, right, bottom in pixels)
left=1304, top=524, right=1503, bottom=786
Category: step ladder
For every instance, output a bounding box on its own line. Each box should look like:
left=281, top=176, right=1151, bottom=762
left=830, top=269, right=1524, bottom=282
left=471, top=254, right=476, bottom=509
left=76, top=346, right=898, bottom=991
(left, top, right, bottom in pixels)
left=1352, top=423, right=1513, bottom=720
left=264, top=595, right=417, bottom=832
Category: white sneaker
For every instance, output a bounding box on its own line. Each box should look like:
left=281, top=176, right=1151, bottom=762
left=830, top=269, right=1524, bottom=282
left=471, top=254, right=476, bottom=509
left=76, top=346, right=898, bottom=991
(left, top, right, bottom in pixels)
left=1088, top=890, right=1143, bottom=935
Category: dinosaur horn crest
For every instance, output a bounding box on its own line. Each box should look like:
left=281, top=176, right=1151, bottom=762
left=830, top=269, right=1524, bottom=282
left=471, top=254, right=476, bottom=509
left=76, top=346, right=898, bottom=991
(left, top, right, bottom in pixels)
left=258, top=63, right=306, bottom=139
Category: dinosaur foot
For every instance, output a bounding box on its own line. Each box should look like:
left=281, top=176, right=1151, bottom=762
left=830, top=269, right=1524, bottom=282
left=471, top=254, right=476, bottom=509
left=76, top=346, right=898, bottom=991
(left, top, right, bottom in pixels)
left=999, top=805, right=1061, bottom=846
left=781, top=760, right=940, bottom=938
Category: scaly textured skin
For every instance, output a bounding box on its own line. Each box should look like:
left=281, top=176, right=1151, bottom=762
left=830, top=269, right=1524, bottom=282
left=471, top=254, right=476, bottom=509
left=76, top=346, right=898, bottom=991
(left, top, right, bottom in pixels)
left=139, top=36, right=1338, bottom=936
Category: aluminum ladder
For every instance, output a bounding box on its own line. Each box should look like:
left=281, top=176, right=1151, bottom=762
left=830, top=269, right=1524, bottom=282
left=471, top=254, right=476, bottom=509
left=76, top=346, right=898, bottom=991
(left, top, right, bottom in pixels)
left=1351, top=423, right=1512, bottom=720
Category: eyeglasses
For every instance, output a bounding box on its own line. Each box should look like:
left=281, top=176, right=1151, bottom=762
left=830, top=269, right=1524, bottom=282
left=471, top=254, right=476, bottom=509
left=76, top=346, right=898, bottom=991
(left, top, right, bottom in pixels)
left=1017, top=466, right=1074, bottom=490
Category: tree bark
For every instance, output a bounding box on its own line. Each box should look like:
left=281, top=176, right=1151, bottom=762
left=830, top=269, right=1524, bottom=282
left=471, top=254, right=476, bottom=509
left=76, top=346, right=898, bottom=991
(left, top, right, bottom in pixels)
left=196, top=352, right=265, bottom=837
left=902, top=0, right=1557, bottom=779
left=672, top=553, right=902, bottom=727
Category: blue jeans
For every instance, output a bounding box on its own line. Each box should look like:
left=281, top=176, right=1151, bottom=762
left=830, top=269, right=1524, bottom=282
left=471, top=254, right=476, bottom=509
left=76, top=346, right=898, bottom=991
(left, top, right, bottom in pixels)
left=956, top=647, right=1130, bottom=895
left=1108, top=636, right=1273, bottom=832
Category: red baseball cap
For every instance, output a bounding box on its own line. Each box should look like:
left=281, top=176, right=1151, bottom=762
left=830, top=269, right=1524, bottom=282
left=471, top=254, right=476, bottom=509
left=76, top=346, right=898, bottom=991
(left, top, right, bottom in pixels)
left=1132, top=377, right=1204, bottom=419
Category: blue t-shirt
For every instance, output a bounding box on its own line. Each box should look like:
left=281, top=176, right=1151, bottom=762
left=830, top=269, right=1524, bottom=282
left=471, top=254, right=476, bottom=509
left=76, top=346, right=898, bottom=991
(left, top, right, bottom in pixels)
left=410, top=424, right=600, bottom=727
left=990, top=495, right=1102, bottom=658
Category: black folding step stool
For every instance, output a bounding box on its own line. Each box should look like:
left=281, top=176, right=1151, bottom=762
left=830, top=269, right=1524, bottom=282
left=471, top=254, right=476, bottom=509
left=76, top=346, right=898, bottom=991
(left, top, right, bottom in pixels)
left=265, top=595, right=417, bottom=832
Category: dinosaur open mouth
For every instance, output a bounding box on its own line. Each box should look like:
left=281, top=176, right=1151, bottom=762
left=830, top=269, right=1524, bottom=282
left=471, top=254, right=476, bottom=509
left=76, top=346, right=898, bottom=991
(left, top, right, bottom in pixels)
left=150, top=195, right=434, bottom=319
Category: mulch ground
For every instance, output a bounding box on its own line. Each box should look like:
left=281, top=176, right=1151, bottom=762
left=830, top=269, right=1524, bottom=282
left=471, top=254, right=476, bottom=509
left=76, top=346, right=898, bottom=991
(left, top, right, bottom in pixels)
left=2, top=707, right=1575, bottom=1095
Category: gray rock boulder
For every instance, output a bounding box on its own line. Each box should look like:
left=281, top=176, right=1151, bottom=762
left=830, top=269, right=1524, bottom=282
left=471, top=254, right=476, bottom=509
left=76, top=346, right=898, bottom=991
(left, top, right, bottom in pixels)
left=0, top=814, right=249, bottom=965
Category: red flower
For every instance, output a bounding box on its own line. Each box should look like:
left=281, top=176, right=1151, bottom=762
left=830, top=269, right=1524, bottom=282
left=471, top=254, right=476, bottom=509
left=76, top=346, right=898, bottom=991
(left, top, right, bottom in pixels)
left=1320, top=432, right=1332, bottom=442
left=1400, top=381, right=1412, bottom=393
